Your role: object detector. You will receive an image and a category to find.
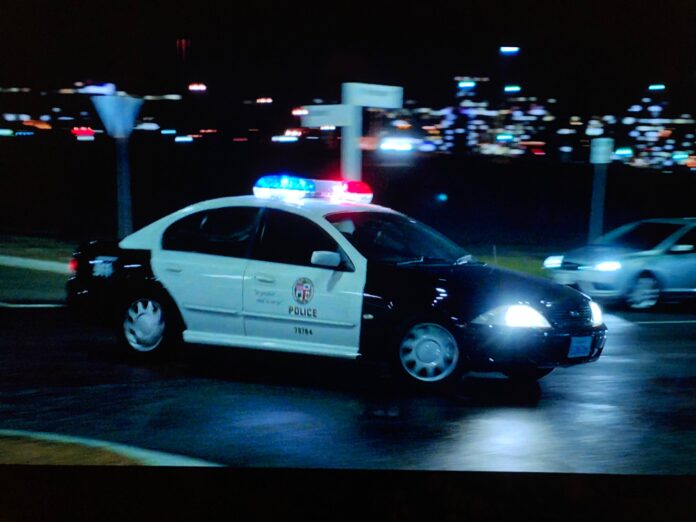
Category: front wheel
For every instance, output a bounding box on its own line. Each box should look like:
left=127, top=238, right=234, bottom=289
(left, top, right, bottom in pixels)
left=118, top=295, right=180, bottom=358
left=395, top=322, right=464, bottom=389
left=626, top=274, right=660, bottom=310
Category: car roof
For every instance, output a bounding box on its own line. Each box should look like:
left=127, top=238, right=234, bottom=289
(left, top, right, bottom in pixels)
left=637, top=217, right=696, bottom=225
left=177, top=195, right=399, bottom=219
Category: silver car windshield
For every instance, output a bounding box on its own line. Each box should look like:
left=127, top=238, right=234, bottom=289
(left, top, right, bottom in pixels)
left=596, top=222, right=683, bottom=251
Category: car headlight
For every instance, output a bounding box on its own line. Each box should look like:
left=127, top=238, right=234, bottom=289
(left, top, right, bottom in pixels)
left=472, top=305, right=551, bottom=328
left=543, top=255, right=564, bottom=268
left=594, top=261, right=622, bottom=271
left=589, top=301, right=603, bottom=326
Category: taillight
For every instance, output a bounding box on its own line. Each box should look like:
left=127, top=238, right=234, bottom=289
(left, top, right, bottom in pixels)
left=68, top=258, right=78, bottom=274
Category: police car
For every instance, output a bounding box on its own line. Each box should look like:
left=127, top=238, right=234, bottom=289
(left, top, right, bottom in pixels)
left=67, top=175, right=607, bottom=388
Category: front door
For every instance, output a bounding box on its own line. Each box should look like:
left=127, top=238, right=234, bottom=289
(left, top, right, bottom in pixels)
left=242, top=208, right=365, bottom=357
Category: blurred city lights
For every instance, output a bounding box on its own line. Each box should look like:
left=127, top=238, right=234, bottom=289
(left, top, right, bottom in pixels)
left=504, top=85, right=521, bottom=93
left=188, top=82, right=207, bottom=92
left=496, top=133, right=514, bottom=142
left=292, top=108, right=309, bottom=116
left=174, top=136, right=194, bottom=143
left=256, top=97, right=273, bottom=104
left=76, top=135, right=95, bottom=142
left=0, top=129, right=13, bottom=137
left=320, top=125, right=336, bottom=131
left=458, top=80, right=476, bottom=89
left=77, top=83, right=116, bottom=95
left=648, top=84, right=666, bottom=91
left=272, top=135, right=298, bottom=142
left=615, top=147, right=634, bottom=157
left=134, top=122, right=160, bottom=131
left=499, top=46, right=520, bottom=55
left=15, top=131, right=34, bottom=136
left=435, top=193, right=449, bottom=202
left=379, top=137, right=414, bottom=151
left=160, top=129, right=177, bottom=135
left=70, top=127, right=95, bottom=137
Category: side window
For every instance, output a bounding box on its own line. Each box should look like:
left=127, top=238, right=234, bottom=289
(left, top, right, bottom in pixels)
left=162, top=211, right=207, bottom=252
left=674, top=227, right=696, bottom=247
left=162, top=207, right=259, bottom=258
left=253, top=209, right=343, bottom=267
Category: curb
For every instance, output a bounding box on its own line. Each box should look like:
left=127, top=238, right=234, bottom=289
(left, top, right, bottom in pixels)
left=0, top=429, right=223, bottom=467
left=0, top=255, right=69, bottom=274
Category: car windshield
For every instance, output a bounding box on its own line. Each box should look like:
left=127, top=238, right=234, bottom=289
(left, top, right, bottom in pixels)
left=596, top=222, right=683, bottom=250
left=326, top=211, right=476, bottom=265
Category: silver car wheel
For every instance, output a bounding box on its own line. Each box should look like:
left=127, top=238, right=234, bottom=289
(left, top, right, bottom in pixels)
left=627, top=276, right=660, bottom=310
left=399, top=323, right=459, bottom=383
left=123, top=298, right=166, bottom=352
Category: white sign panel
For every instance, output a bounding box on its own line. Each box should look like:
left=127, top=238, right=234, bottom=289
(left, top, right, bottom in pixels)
left=301, top=104, right=355, bottom=128
left=342, top=82, right=403, bottom=109
left=590, top=137, right=615, bottom=164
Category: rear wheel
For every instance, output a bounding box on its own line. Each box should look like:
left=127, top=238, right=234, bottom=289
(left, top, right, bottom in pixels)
left=119, top=294, right=181, bottom=358
left=626, top=274, right=660, bottom=310
left=395, top=322, right=464, bottom=389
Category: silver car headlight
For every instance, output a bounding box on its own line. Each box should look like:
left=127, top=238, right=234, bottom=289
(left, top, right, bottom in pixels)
left=472, top=305, right=551, bottom=328
left=594, top=261, right=622, bottom=271
left=589, top=301, right=603, bottom=326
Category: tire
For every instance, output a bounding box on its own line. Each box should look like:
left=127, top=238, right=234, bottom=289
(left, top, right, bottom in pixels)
left=394, top=321, right=465, bottom=390
left=118, top=293, right=181, bottom=358
left=626, top=274, right=660, bottom=310
left=503, top=368, right=553, bottom=382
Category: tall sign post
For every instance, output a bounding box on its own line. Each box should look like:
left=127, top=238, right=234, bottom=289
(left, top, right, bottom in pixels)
left=588, top=137, right=615, bottom=242
left=301, top=82, right=403, bottom=181
left=91, top=95, right=143, bottom=239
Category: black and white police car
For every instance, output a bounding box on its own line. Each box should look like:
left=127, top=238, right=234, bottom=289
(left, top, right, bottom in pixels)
left=67, top=175, right=606, bottom=388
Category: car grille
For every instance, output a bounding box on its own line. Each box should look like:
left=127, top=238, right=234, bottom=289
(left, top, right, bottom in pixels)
left=545, top=301, right=594, bottom=329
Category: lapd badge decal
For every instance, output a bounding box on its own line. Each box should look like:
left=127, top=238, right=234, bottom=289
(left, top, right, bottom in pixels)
left=292, top=278, right=314, bottom=305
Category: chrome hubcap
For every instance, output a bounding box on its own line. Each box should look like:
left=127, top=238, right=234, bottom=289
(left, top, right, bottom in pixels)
left=124, top=299, right=165, bottom=352
left=628, top=277, right=659, bottom=309
left=399, top=323, right=459, bottom=382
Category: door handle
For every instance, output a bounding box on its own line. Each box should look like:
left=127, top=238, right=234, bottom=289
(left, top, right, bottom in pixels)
left=165, top=264, right=183, bottom=273
left=254, top=274, right=275, bottom=283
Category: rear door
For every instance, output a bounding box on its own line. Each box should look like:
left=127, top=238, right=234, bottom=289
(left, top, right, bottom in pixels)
left=151, top=206, right=260, bottom=337
left=242, top=208, right=366, bottom=358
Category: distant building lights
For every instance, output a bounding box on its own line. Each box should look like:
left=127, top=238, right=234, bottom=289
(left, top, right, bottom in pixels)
left=188, top=82, right=207, bottom=92
left=499, top=46, right=520, bottom=55
left=174, top=136, right=194, bottom=143
left=199, top=129, right=218, bottom=134
left=15, top=131, right=34, bottom=136
left=504, top=85, right=521, bottom=93
left=292, top=108, right=309, bottom=116
left=458, top=80, right=476, bottom=89
left=320, top=125, right=336, bottom=131
left=271, top=135, right=298, bottom=143
left=496, top=133, right=514, bottom=142
left=233, top=137, right=248, bottom=142
left=284, top=129, right=302, bottom=137
left=161, top=129, right=177, bottom=135
left=559, top=146, right=573, bottom=153
left=256, top=97, right=274, bottom=104
left=0, top=129, right=13, bottom=137
left=70, top=127, right=95, bottom=137
left=615, top=147, right=634, bottom=157
left=673, top=152, right=689, bottom=162
left=379, top=137, right=414, bottom=151
left=648, top=84, right=666, bottom=91
left=134, top=122, right=160, bottom=131
left=76, top=135, right=95, bottom=142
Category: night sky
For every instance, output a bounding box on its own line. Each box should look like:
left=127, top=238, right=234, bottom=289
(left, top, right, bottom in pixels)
left=2, top=0, right=695, bottom=112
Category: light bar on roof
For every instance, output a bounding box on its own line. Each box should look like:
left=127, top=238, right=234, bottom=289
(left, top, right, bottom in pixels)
left=253, top=175, right=373, bottom=204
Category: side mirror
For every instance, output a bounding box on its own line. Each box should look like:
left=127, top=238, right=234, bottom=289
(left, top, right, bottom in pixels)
left=311, top=250, right=341, bottom=268
left=669, top=244, right=695, bottom=254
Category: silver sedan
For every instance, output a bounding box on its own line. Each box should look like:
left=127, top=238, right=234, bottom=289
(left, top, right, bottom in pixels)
left=543, top=218, right=696, bottom=309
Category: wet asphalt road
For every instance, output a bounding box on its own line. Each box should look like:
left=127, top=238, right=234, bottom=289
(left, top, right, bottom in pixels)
left=0, top=306, right=694, bottom=474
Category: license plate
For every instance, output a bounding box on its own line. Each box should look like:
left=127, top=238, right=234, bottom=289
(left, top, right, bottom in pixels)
left=568, top=336, right=592, bottom=358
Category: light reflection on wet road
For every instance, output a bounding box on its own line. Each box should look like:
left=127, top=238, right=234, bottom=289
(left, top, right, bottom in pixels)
left=0, top=308, right=694, bottom=473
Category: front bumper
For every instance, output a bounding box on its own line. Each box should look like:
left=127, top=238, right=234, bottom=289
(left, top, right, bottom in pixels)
left=463, top=324, right=607, bottom=370
left=548, top=269, right=627, bottom=299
